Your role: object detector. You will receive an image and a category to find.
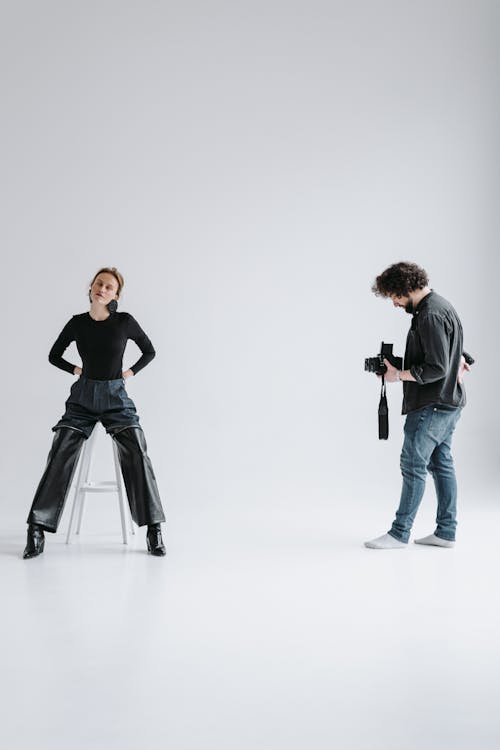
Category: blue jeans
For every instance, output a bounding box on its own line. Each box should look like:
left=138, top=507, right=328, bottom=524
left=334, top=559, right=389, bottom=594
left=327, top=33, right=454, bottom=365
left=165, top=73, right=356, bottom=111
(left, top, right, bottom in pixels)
left=389, top=405, right=462, bottom=543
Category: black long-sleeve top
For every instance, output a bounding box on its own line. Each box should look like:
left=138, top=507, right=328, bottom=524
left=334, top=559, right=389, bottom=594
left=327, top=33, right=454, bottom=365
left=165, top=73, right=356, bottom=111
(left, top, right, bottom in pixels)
left=402, top=291, right=465, bottom=414
left=48, top=312, right=156, bottom=380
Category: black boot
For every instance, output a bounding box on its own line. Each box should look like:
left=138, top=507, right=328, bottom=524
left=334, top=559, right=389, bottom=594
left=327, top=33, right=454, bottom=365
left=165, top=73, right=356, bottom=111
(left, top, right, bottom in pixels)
left=146, top=524, right=166, bottom=556
left=23, top=524, right=45, bottom=559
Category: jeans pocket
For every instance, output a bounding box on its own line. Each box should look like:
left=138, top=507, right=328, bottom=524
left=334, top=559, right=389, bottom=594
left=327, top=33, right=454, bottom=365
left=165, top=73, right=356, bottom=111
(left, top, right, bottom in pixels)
left=429, top=407, right=459, bottom=441
left=404, top=405, right=432, bottom=435
left=433, top=404, right=458, bottom=413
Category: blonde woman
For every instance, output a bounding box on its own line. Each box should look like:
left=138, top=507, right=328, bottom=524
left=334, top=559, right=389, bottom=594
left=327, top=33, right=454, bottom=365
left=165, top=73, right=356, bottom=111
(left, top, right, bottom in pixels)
left=24, top=267, right=166, bottom=558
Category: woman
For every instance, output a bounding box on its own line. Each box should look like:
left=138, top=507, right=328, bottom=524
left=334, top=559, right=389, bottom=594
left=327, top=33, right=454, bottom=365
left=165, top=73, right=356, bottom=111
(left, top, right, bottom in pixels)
left=23, top=267, right=166, bottom=558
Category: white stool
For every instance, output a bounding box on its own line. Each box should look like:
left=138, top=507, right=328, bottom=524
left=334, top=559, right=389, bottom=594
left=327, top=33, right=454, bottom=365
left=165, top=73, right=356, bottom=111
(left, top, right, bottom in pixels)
left=66, top=425, right=135, bottom=544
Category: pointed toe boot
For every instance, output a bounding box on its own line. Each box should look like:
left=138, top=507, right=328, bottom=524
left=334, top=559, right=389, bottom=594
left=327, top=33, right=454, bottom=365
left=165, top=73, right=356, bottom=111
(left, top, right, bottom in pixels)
left=23, top=524, right=45, bottom=559
left=146, top=524, right=166, bottom=557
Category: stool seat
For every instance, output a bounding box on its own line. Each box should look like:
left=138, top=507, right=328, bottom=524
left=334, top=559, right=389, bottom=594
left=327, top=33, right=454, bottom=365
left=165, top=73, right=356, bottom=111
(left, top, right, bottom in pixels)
left=66, top=425, right=135, bottom=544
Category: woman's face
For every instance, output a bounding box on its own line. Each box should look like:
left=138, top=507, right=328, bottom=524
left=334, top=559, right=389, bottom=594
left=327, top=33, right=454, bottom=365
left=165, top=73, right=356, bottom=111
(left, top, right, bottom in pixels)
left=90, top=273, right=119, bottom=306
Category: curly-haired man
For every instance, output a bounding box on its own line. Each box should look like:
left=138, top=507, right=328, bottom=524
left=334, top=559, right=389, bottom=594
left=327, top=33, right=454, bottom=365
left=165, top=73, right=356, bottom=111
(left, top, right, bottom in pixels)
left=365, top=262, right=472, bottom=549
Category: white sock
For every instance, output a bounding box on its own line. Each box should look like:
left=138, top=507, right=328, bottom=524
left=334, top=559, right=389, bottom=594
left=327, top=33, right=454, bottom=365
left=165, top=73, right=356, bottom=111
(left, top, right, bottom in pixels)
left=364, top=533, right=407, bottom=549
left=414, top=534, right=455, bottom=548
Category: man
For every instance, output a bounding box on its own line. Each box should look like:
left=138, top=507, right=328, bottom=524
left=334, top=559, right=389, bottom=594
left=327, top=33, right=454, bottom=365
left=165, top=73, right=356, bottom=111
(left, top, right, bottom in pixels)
left=365, top=262, right=472, bottom=550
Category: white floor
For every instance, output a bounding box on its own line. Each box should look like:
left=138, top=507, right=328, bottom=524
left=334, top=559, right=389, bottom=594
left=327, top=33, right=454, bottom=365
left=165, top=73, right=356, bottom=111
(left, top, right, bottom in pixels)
left=2, top=494, right=500, bottom=750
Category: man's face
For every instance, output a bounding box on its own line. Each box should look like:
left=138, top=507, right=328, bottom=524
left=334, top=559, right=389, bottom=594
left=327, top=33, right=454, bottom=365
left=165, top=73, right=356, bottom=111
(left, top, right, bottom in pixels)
left=389, top=294, right=414, bottom=314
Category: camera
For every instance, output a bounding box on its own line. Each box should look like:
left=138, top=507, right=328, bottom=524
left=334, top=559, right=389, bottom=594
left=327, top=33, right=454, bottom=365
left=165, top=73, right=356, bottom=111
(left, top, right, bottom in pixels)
left=365, top=342, right=402, bottom=440
left=365, top=342, right=403, bottom=376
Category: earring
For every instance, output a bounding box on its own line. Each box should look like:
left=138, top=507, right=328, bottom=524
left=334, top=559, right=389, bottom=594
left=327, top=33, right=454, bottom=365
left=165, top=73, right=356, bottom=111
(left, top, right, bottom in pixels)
left=107, top=299, right=118, bottom=313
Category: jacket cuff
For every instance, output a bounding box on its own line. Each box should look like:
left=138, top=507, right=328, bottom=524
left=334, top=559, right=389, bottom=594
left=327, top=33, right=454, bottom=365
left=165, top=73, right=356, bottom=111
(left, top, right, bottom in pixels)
left=410, top=365, right=425, bottom=385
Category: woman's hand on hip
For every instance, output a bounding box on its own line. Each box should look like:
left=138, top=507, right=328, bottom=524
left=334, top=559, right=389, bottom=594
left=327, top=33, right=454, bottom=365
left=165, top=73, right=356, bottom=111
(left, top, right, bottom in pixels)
left=122, top=369, right=134, bottom=380
left=74, top=366, right=82, bottom=376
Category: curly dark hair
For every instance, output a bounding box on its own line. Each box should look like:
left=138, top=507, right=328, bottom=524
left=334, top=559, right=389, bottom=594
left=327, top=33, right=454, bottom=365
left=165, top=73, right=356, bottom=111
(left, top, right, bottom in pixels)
left=372, top=262, right=429, bottom=298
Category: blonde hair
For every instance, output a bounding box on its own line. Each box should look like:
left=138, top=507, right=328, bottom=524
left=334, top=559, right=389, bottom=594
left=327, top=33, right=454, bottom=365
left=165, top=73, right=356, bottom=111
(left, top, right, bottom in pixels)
left=89, top=267, right=124, bottom=297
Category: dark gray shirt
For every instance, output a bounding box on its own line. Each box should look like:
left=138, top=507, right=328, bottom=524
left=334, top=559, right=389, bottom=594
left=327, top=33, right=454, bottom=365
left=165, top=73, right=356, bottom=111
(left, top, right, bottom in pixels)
left=402, top=291, right=466, bottom=414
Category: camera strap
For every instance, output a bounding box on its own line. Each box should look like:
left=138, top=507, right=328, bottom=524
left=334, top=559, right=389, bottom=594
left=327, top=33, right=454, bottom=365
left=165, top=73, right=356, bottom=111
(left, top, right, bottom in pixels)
left=378, top=374, right=389, bottom=440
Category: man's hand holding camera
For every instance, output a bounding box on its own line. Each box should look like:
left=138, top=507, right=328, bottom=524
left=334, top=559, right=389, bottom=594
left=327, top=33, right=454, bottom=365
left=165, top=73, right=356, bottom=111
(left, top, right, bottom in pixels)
left=379, top=359, right=417, bottom=383
left=379, top=358, right=404, bottom=383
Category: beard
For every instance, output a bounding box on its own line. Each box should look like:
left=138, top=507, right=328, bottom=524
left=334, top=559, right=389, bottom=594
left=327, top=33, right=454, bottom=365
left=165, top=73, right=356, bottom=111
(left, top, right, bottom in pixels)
left=405, top=300, right=414, bottom=314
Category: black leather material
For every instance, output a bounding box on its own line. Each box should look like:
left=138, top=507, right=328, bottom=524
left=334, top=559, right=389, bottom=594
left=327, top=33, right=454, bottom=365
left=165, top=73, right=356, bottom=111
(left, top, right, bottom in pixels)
left=23, top=524, right=45, bottom=559
left=27, top=427, right=86, bottom=532
left=112, top=427, right=166, bottom=528
left=146, top=523, right=166, bottom=556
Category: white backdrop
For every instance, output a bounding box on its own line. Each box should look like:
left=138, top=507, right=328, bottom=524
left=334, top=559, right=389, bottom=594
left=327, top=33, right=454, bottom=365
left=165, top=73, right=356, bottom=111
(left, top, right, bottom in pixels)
left=1, top=0, right=498, bottom=524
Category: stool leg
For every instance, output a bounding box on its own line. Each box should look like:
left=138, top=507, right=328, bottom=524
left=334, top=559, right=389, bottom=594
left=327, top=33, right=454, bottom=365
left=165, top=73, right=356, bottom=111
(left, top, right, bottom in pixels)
left=76, top=427, right=98, bottom=534
left=112, top=438, right=135, bottom=537
left=66, top=438, right=91, bottom=544
left=66, top=426, right=135, bottom=545
left=113, top=439, right=128, bottom=544
left=66, top=428, right=96, bottom=543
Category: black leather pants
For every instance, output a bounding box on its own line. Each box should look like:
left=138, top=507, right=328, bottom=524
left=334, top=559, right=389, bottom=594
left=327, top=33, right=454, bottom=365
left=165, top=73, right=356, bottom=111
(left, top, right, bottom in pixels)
left=27, top=426, right=165, bottom=532
left=27, top=427, right=85, bottom=532
left=111, top=427, right=165, bottom=527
